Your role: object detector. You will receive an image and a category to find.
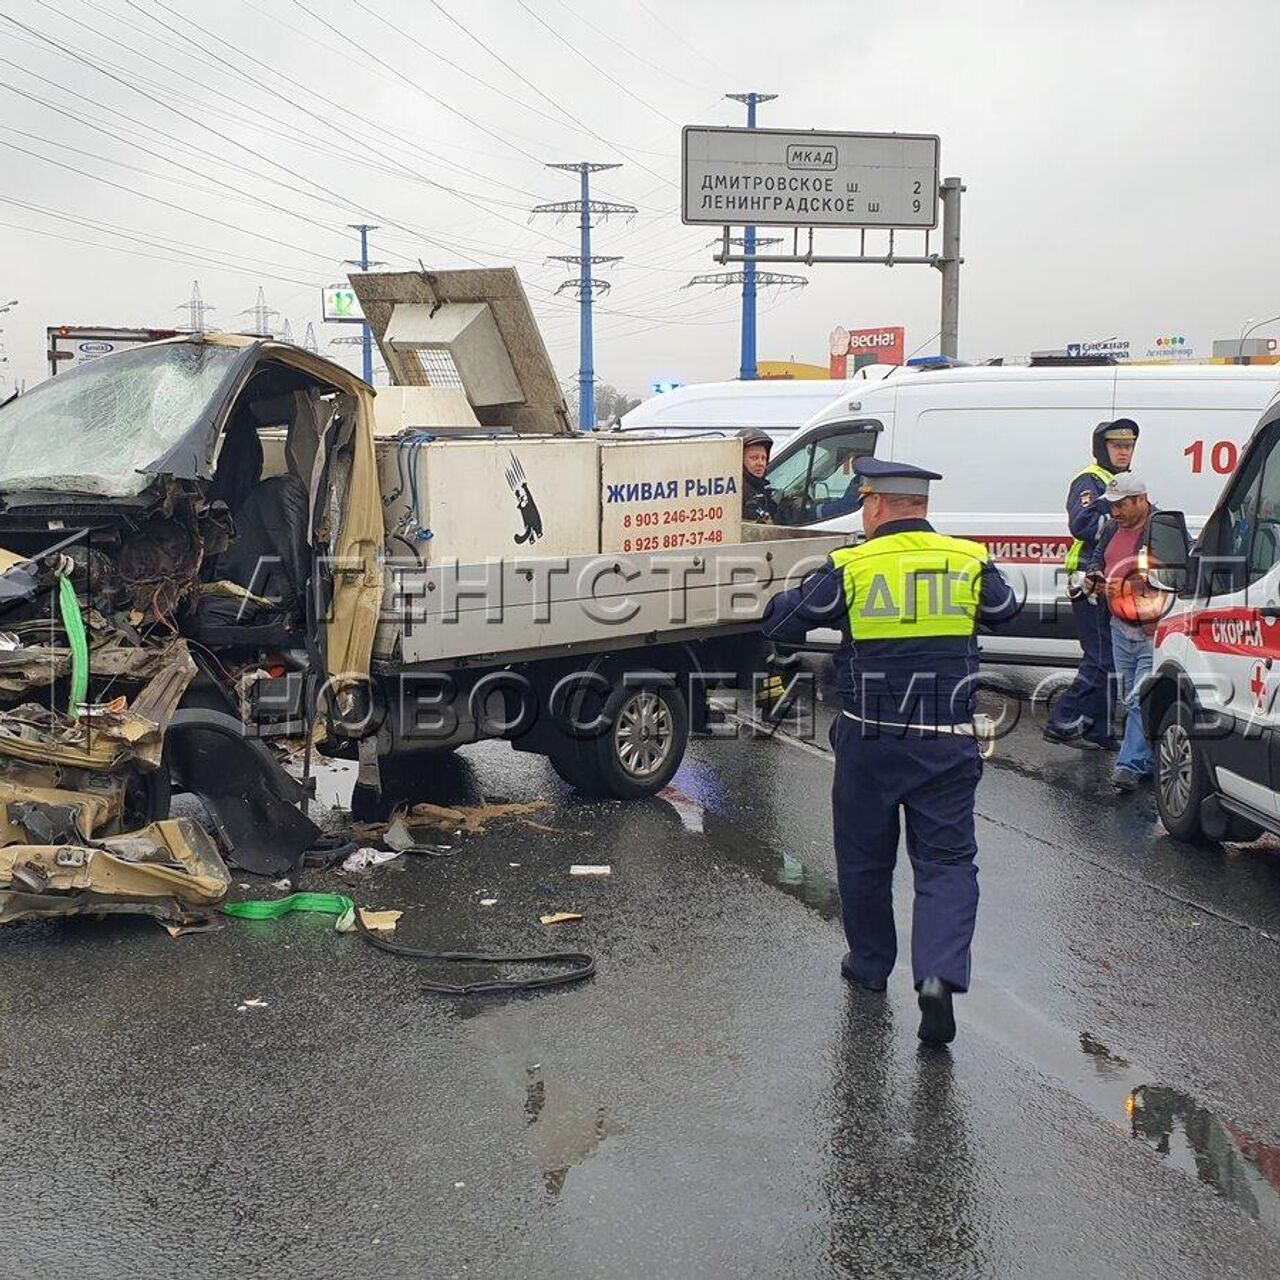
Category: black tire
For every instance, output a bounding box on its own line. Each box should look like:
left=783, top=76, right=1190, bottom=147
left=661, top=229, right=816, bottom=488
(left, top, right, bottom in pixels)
left=1153, top=699, right=1214, bottom=846
left=122, top=761, right=173, bottom=830
left=547, top=744, right=593, bottom=791
left=1226, top=815, right=1265, bottom=844
left=561, top=681, right=689, bottom=800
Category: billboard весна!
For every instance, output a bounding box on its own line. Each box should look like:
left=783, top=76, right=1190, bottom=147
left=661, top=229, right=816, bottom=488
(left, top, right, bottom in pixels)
left=828, top=325, right=906, bottom=376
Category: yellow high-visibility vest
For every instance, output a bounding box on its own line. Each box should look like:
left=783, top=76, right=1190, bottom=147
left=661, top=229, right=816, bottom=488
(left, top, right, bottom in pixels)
left=1063, top=463, right=1115, bottom=573
left=830, top=531, right=988, bottom=641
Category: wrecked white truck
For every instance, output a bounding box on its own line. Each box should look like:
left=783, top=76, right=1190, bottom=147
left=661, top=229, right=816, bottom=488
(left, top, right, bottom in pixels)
left=0, top=268, right=843, bottom=922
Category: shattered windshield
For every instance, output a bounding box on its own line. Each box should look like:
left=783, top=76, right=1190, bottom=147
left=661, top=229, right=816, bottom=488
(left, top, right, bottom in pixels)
left=0, top=342, right=242, bottom=498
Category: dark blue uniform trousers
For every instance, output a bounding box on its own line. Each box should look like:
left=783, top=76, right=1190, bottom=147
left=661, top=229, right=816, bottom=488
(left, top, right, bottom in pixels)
left=1047, top=593, right=1114, bottom=744
left=830, top=714, right=982, bottom=992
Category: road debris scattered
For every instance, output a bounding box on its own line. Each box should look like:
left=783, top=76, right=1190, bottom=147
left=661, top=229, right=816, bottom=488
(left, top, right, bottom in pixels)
left=570, top=864, right=611, bottom=877
left=381, top=812, right=456, bottom=854
left=356, top=907, right=402, bottom=933
left=342, top=847, right=402, bottom=873
left=222, top=892, right=354, bottom=926
left=401, top=800, right=549, bottom=835
left=540, top=911, right=584, bottom=926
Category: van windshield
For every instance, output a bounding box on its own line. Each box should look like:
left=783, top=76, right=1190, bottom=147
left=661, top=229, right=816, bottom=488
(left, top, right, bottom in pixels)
left=0, top=342, right=241, bottom=498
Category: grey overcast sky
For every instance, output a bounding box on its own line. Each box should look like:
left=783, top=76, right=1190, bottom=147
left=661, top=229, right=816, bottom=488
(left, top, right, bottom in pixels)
left=1, top=0, right=1278, bottom=396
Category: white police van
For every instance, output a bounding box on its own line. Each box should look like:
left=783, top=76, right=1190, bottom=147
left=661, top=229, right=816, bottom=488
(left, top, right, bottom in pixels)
left=765, top=361, right=1280, bottom=662
left=1142, top=390, right=1280, bottom=845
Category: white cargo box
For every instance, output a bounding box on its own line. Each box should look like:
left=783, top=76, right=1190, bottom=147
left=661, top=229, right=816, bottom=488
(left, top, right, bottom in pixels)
left=378, top=529, right=847, bottom=666
left=379, top=436, right=601, bottom=563
left=599, top=437, right=741, bottom=554
left=373, top=387, right=479, bottom=435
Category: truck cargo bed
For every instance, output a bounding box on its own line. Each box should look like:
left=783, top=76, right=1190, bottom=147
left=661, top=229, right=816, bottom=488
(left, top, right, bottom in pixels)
left=375, top=526, right=845, bottom=669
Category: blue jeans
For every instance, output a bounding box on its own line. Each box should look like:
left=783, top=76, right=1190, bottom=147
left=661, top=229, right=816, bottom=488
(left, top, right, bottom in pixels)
left=1110, top=618, right=1154, bottom=777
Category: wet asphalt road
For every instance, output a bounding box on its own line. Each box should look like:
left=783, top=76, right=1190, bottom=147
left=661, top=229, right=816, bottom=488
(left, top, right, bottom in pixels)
left=2, top=670, right=1280, bottom=1278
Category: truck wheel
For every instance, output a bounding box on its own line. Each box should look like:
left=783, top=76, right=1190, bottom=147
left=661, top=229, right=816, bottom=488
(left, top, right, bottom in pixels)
left=547, top=743, right=592, bottom=791
left=122, top=761, right=173, bottom=830
left=1154, top=700, right=1214, bottom=846
left=561, top=683, right=689, bottom=800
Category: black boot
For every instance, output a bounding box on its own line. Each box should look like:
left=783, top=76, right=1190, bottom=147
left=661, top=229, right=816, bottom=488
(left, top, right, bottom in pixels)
left=917, top=976, right=956, bottom=1045
left=840, top=953, right=887, bottom=992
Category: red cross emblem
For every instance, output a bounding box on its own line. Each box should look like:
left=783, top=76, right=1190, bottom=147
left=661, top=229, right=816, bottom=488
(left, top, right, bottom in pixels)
left=1250, top=661, right=1268, bottom=712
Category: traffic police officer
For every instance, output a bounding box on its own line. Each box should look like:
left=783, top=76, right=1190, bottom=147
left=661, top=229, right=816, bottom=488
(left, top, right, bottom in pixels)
left=1043, top=419, right=1141, bottom=750
left=761, top=458, right=1019, bottom=1045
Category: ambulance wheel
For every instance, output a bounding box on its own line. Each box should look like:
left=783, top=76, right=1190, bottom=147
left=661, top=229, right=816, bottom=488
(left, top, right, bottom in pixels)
left=1154, top=700, right=1213, bottom=846
left=1226, top=814, right=1265, bottom=844
left=557, top=683, right=689, bottom=800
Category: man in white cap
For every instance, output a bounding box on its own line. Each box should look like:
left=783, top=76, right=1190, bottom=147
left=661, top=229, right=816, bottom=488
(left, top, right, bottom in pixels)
left=1081, top=473, right=1170, bottom=791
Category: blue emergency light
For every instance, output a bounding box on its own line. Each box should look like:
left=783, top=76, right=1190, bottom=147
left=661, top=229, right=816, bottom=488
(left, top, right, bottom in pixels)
left=906, top=355, right=969, bottom=370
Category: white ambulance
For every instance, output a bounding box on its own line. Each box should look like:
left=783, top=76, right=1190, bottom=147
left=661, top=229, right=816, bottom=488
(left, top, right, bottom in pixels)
left=764, top=361, right=1280, bottom=662
left=615, top=377, right=874, bottom=444
left=1141, top=391, right=1280, bottom=845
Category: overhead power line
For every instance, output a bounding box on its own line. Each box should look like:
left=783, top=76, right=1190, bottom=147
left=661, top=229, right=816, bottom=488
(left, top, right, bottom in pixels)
left=0, top=136, right=346, bottom=265
left=288, top=0, right=556, bottom=175
left=348, top=0, right=587, bottom=135
left=513, top=0, right=683, bottom=128
left=119, top=0, right=554, bottom=212
left=0, top=216, right=318, bottom=288
left=547, top=0, right=713, bottom=93
left=632, top=0, right=735, bottom=77
left=0, top=193, right=334, bottom=277
left=424, top=0, right=678, bottom=179
left=1, top=9, right=711, bottom=333
left=0, top=60, right=357, bottom=246
left=0, top=11, right=539, bottom=275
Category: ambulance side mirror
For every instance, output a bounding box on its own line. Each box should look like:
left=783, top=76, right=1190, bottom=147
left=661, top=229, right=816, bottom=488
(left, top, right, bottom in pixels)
left=1146, top=510, right=1191, bottom=593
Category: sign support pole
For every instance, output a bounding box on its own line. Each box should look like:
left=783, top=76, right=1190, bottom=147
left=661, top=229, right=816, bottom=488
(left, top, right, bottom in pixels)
left=937, top=178, right=964, bottom=360
left=725, top=92, right=778, bottom=381
left=741, top=93, right=759, bottom=382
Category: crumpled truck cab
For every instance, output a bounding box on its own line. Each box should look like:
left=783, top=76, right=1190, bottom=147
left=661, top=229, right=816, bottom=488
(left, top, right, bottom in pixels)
left=0, top=333, right=385, bottom=912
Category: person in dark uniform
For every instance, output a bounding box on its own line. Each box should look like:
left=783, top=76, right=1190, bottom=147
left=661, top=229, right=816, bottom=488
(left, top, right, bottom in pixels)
left=761, top=458, right=1020, bottom=1045
left=740, top=428, right=779, bottom=523
left=1043, top=419, right=1140, bottom=750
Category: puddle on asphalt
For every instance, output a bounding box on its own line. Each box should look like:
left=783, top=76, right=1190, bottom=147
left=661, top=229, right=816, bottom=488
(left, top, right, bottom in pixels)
left=523, top=1064, right=625, bottom=1196
left=663, top=776, right=1280, bottom=1231
left=1126, top=1082, right=1280, bottom=1230
left=660, top=781, right=841, bottom=920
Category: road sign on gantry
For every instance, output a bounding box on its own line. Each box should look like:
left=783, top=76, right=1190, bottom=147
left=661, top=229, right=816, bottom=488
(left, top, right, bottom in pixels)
left=682, top=127, right=940, bottom=230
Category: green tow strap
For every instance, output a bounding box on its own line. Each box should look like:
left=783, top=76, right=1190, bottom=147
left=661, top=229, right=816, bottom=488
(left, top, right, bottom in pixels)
left=221, top=892, right=354, bottom=920
left=57, top=574, right=89, bottom=719
left=220, top=892, right=596, bottom=995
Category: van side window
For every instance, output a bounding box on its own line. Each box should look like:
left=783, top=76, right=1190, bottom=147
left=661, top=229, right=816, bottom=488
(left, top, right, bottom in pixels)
left=1245, top=444, right=1280, bottom=585
left=768, top=422, right=881, bottom=525
left=1201, top=423, right=1275, bottom=594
